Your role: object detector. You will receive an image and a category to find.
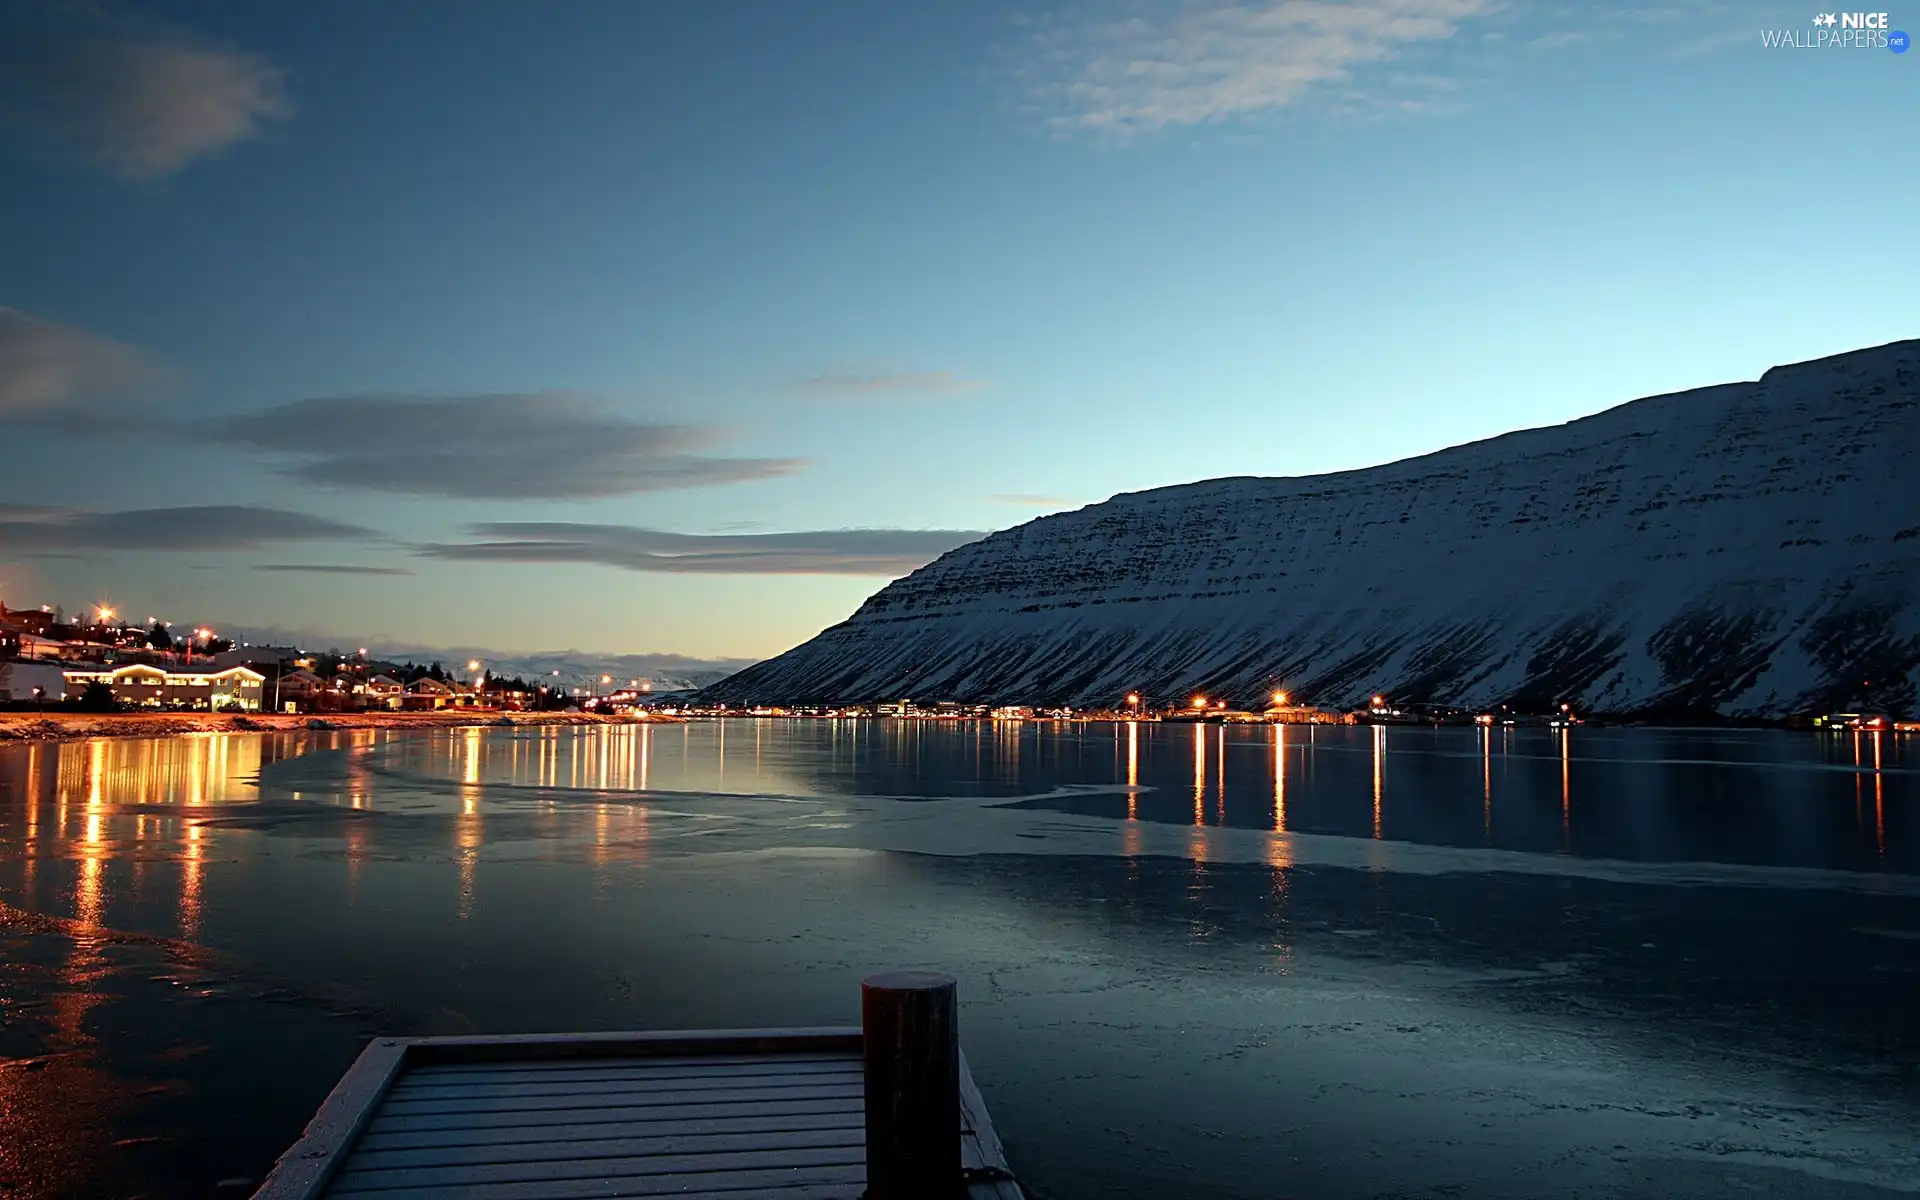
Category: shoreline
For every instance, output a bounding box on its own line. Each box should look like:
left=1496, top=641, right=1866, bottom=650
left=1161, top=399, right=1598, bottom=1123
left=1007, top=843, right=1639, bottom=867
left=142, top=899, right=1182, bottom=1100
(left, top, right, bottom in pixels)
left=1, top=709, right=1906, bottom=746
left=0, top=709, right=669, bottom=744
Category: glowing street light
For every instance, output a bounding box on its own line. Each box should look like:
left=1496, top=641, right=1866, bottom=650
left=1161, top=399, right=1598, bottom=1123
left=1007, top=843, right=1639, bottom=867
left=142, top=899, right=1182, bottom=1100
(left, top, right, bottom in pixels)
left=467, top=660, right=482, bottom=672
left=96, top=605, right=116, bottom=625
left=1272, top=691, right=1289, bottom=706
left=1372, top=695, right=1385, bottom=707
left=1191, top=696, right=1207, bottom=709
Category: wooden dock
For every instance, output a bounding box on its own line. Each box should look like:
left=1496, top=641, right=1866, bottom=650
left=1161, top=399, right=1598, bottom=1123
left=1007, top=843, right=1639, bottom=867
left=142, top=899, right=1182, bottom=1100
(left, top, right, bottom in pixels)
left=256, top=975, right=1022, bottom=1199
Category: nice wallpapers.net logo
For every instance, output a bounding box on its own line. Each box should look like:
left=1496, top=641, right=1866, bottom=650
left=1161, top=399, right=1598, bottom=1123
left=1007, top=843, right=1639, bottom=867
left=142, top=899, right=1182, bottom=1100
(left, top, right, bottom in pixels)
left=1761, top=11, right=1910, bottom=49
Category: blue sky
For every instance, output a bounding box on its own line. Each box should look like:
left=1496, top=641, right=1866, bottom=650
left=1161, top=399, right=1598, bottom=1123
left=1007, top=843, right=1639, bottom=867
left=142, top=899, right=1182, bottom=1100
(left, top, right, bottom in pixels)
left=1, top=0, right=1913, bottom=661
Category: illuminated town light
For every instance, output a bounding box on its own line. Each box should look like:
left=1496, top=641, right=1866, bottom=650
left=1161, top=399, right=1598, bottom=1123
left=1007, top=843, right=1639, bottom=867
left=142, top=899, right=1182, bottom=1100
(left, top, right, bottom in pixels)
left=1273, top=691, right=1288, bottom=706
left=1192, top=696, right=1207, bottom=709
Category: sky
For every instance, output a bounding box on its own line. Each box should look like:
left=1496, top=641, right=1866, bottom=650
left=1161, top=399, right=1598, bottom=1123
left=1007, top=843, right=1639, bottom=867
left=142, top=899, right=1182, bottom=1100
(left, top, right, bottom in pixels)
left=1, top=0, right=1913, bottom=664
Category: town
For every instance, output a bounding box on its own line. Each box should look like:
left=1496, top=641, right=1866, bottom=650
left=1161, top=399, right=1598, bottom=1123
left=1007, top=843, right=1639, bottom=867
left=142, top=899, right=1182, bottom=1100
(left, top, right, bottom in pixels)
left=0, top=601, right=1544, bottom=724
left=3, top=600, right=1909, bottom=733
left=0, top=601, right=614, bottom=715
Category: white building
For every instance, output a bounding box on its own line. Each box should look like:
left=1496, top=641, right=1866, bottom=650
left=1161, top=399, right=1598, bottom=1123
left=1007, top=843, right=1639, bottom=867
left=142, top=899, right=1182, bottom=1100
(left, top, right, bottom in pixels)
left=64, top=663, right=267, bottom=710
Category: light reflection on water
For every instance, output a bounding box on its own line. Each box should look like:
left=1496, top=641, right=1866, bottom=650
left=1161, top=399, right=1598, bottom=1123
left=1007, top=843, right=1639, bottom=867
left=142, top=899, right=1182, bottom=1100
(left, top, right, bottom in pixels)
left=1, top=722, right=1914, bottom=936
left=0, top=722, right=1916, bottom=1200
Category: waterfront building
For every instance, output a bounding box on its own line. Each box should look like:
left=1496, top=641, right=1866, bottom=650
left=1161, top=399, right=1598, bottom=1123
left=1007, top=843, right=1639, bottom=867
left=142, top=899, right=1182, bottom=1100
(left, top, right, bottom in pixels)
left=62, top=663, right=266, bottom=710
left=404, top=678, right=455, bottom=709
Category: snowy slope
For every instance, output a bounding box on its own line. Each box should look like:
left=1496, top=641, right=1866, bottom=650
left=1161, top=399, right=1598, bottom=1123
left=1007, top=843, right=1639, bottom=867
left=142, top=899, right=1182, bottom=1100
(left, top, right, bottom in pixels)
left=705, top=340, right=1920, bottom=717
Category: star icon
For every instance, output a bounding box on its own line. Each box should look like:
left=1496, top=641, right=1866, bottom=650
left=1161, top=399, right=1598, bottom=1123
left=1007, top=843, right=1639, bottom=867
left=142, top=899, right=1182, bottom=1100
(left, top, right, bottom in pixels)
left=1813, top=12, right=1837, bottom=25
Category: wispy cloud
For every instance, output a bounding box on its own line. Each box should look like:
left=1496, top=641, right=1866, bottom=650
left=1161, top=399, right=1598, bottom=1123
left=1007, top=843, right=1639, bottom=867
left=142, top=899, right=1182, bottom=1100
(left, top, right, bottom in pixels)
left=1006, top=0, right=1501, bottom=138
left=204, top=393, right=807, bottom=501
left=417, top=523, right=987, bottom=576
left=992, top=493, right=1076, bottom=508
left=0, top=505, right=376, bottom=552
left=1526, top=29, right=1588, bottom=49
left=1672, top=24, right=1760, bottom=55
left=0, top=307, right=156, bottom=416
left=0, top=7, right=290, bottom=180
left=793, top=369, right=986, bottom=397
left=255, top=563, right=413, bottom=576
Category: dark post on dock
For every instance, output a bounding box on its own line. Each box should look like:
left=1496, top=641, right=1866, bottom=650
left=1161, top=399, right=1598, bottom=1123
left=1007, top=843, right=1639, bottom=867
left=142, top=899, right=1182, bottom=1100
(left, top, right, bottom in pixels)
left=862, top=970, right=964, bottom=1199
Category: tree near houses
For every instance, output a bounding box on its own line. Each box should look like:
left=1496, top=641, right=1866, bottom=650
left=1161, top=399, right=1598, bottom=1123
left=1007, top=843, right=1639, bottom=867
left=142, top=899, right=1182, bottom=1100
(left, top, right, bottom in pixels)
left=75, top=680, right=118, bottom=713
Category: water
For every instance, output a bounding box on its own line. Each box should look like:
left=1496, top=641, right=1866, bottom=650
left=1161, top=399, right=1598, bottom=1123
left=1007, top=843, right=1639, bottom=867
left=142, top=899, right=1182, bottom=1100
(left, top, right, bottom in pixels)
left=0, top=721, right=1916, bottom=1198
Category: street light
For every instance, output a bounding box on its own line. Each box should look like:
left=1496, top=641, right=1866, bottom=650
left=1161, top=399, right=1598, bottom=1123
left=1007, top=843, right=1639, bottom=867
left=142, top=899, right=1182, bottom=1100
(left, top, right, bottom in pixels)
left=1191, top=696, right=1206, bottom=709
left=1273, top=691, right=1289, bottom=706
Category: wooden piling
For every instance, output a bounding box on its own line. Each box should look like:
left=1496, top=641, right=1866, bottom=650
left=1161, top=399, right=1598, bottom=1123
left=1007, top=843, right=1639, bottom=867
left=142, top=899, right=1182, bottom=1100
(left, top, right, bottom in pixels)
left=862, top=970, right=964, bottom=1199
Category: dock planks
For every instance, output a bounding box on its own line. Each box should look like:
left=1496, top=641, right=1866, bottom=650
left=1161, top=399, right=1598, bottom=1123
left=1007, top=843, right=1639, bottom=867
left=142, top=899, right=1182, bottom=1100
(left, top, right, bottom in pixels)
left=255, top=1028, right=1021, bottom=1199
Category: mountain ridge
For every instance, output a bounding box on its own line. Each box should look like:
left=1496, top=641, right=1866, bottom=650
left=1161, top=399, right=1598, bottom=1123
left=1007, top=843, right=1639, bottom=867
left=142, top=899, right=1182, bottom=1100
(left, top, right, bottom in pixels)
left=703, top=339, right=1920, bottom=717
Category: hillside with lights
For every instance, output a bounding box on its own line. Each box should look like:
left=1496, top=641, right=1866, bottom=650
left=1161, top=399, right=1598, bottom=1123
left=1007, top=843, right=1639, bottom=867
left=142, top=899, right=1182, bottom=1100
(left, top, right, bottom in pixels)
left=703, top=339, right=1920, bottom=719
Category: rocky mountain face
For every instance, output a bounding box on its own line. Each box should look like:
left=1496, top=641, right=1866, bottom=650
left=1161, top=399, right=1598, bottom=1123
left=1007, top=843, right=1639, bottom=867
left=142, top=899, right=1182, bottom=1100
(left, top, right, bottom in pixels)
left=704, top=340, right=1920, bottom=718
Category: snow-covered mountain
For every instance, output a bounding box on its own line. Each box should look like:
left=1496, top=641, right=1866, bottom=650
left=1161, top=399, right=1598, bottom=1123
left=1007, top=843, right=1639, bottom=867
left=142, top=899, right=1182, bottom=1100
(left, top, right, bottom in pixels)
left=704, top=340, right=1920, bottom=718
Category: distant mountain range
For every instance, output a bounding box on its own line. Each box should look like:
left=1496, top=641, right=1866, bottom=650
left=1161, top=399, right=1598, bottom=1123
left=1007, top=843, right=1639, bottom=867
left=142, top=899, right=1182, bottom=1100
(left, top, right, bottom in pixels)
left=222, top=631, right=755, bottom=694
left=428, top=650, right=756, bottom=695
left=701, top=340, right=1920, bottom=718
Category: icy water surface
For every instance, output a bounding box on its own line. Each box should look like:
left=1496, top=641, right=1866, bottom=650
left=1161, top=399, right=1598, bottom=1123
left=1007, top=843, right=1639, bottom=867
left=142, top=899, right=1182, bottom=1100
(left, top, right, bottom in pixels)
left=0, top=721, right=1916, bottom=1198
